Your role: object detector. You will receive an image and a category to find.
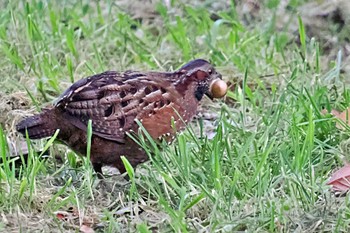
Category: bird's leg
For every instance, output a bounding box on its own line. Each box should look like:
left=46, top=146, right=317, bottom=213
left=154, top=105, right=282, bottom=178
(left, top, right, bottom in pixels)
left=92, top=162, right=104, bottom=179
left=117, top=164, right=127, bottom=176
left=115, top=162, right=132, bottom=180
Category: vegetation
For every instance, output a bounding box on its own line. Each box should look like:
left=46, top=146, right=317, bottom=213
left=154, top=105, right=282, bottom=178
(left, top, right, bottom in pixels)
left=1, top=0, right=350, bottom=232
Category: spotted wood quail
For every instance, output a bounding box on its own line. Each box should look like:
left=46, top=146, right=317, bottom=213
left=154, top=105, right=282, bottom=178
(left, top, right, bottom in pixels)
left=16, top=59, right=227, bottom=176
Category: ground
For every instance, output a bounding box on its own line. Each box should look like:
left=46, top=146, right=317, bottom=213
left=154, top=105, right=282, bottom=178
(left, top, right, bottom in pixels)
left=1, top=0, right=350, bottom=232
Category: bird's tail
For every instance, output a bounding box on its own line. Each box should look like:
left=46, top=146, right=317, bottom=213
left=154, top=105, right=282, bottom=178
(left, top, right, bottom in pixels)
left=16, top=108, right=58, bottom=139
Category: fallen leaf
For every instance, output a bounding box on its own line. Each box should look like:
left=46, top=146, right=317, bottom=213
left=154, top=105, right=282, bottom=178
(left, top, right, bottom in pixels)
left=327, top=164, right=350, bottom=191
left=56, top=213, right=65, bottom=220
left=322, top=108, right=350, bottom=129
left=334, top=108, right=350, bottom=128
left=80, top=224, right=95, bottom=233
left=54, top=211, right=70, bottom=221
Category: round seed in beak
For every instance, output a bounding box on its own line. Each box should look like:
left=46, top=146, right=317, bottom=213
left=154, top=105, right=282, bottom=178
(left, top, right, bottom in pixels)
left=210, top=79, right=227, bottom=98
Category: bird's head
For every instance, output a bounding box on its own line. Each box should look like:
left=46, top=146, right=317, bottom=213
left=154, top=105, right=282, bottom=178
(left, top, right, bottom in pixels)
left=175, top=59, right=227, bottom=101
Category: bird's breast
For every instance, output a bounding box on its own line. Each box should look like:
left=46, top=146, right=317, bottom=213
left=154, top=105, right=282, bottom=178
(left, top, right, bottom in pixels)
left=138, top=100, right=198, bottom=141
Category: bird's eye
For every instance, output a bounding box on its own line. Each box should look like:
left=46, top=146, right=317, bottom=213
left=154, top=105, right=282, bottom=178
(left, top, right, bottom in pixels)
left=208, top=69, right=213, bottom=75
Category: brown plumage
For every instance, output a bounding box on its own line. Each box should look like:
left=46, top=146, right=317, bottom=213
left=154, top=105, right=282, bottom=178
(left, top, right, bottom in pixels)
left=16, top=59, right=226, bottom=176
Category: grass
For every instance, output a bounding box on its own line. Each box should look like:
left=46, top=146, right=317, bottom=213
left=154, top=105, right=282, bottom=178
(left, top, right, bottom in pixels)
left=1, top=0, right=350, bottom=232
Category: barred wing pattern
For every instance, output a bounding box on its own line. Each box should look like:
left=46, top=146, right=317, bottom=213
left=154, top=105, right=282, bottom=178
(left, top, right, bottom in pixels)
left=55, top=71, right=183, bottom=143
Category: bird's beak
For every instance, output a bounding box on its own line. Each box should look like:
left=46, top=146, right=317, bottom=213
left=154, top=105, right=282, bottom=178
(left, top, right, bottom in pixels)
left=205, top=92, right=214, bottom=100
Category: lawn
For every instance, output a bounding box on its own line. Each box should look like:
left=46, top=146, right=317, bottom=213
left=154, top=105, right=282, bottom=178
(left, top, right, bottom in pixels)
left=1, top=0, right=350, bottom=232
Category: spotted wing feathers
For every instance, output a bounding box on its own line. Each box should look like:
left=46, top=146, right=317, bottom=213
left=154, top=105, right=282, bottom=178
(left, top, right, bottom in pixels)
left=55, top=71, right=179, bottom=142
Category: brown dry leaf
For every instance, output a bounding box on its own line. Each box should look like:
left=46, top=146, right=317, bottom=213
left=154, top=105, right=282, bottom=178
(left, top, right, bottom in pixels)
left=55, top=213, right=65, bottom=220
left=323, top=108, right=350, bottom=129
left=332, top=108, right=350, bottom=127
left=80, top=225, right=95, bottom=233
left=54, top=211, right=71, bottom=221
left=54, top=208, right=79, bottom=222
left=327, top=164, right=350, bottom=191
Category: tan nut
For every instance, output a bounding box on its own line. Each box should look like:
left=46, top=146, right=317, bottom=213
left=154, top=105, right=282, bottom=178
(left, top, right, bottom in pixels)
left=210, top=79, right=228, bottom=98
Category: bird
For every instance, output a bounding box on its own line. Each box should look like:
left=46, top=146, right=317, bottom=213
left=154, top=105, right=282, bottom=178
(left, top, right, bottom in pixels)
left=16, top=59, right=227, bottom=177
